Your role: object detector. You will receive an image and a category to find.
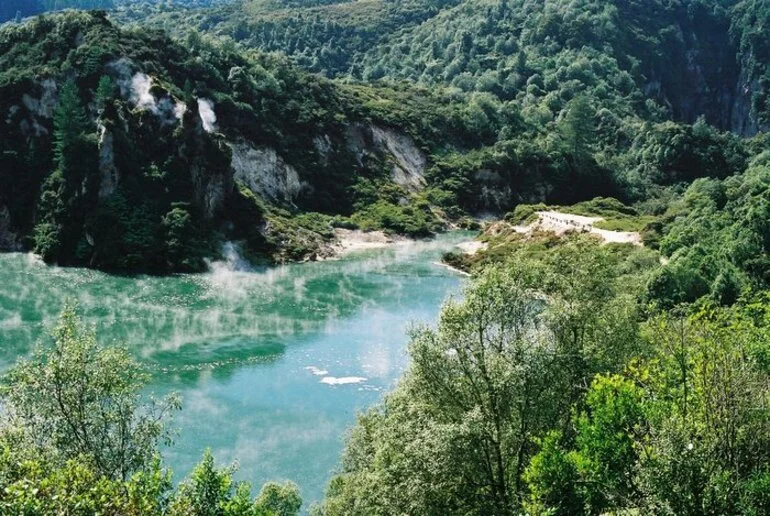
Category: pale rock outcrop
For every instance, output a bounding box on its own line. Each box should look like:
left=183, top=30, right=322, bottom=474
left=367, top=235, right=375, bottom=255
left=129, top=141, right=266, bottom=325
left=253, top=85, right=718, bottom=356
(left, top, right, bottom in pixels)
left=371, top=126, right=426, bottom=191
left=345, top=123, right=427, bottom=191
left=229, top=143, right=302, bottom=206
left=97, top=124, right=119, bottom=198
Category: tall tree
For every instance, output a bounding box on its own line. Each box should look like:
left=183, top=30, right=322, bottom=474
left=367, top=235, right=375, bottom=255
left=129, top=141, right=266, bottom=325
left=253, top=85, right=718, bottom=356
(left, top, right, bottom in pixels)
left=33, top=79, right=98, bottom=262
left=560, top=95, right=596, bottom=157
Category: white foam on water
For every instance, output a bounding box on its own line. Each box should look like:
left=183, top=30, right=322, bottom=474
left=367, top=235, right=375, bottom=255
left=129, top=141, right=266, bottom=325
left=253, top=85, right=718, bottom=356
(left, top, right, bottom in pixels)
left=320, top=376, right=367, bottom=385
left=305, top=366, right=329, bottom=376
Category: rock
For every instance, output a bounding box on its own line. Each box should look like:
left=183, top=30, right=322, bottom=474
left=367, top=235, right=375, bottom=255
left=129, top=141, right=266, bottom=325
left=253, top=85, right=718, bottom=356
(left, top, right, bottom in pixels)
left=0, top=205, right=21, bottom=251
left=344, top=123, right=427, bottom=191
left=370, top=126, right=427, bottom=191
left=229, top=142, right=303, bottom=206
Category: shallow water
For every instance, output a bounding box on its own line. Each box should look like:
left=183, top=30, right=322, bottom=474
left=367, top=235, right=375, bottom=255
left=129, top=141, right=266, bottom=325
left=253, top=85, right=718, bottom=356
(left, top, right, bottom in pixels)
left=0, top=233, right=469, bottom=507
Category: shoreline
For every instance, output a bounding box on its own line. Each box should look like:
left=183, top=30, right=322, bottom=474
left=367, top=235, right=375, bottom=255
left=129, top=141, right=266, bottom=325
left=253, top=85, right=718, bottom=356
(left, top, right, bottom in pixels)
left=432, top=260, right=471, bottom=276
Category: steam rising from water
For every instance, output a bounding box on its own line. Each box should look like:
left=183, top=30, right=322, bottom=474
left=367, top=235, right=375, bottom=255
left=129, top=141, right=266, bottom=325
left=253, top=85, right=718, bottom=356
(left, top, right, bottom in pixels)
left=197, top=98, right=217, bottom=133
left=0, top=232, right=472, bottom=505
left=0, top=233, right=471, bottom=370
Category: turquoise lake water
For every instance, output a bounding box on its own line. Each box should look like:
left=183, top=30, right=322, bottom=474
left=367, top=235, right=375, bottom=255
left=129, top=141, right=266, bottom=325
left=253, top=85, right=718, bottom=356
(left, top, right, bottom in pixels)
left=0, top=233, right=469, bottom=508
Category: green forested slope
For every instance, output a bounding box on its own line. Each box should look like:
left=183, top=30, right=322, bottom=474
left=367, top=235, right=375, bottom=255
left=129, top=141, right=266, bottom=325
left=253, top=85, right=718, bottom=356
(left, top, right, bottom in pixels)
left=128, top=0, right=770, bottom=134
left=3, top=1, right=770, bottom=273
left=116, top=0, right=462, bottom=76
left=0, top=11, right=487, bottom=270
left=4, top=4, right=768, bottom=271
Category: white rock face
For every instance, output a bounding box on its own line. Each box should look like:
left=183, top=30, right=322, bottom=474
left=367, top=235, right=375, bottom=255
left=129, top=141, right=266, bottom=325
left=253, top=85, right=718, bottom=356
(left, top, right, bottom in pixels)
left=345, top=124, right=427, bottom=191
left=230, top=143, right=302, bottom=205
left=97, top=124, right=119, bottom=199
left=370, top=126, right=427, bottom=191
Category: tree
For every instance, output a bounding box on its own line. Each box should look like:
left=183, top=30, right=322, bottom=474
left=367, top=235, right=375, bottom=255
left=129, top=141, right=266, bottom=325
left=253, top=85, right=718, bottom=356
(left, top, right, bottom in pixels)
left=319, top=264, right=563, bottom=514
left=0, top=306, right=303, bottom=514
left=524, top=304, right=770, bottom=515
left=33, top=79, right=98, bottom=263
left=525, top=375, right=646, bottom=514
left=559, top=95, right=595, bottom=157
left=2, top=305, right=181, bottom=481
left=169, top=450, right=302, bottom=516
left=95, top=74, right=115, bottom=112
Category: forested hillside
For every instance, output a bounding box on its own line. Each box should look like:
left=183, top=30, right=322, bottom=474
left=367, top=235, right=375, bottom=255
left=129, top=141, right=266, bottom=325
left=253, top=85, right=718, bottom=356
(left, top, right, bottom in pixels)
left=4, top=0, right=770, bottom=514
left=0, top=0, right=230, bottom=23
left=0, top=11, right=490, bottom=271
left=7, top=6, right=762, bottom=272
left=127, top=0, right=770, bottom=134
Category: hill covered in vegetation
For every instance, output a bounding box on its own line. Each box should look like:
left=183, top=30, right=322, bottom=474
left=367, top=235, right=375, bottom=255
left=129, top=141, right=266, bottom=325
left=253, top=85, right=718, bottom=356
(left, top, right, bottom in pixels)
left=7, top=3, right=770, bottom=272
left=0, top=11, right=493, bottom=271
left=115, top=0, right=770, bottom=214
left=127, top=0, right=770, bottom=134
left=3, top=1, right=770, bottom=515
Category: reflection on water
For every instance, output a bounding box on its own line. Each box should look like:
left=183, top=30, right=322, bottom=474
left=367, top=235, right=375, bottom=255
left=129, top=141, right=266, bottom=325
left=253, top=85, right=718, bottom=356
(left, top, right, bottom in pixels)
left=0, top=233, right=470, bottom=506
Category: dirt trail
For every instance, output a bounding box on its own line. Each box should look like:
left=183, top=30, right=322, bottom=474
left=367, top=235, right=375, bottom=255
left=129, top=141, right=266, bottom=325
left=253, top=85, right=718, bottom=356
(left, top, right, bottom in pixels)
left=514, top=210, right=642, bottom=245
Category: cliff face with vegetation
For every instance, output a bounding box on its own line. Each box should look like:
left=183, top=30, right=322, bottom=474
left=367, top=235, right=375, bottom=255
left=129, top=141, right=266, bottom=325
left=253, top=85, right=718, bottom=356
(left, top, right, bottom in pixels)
left=4, top=0, right=770, bottom=273
left=0, top=12, right=469, bottom=270
left=125, top=0, right=770, bottom=134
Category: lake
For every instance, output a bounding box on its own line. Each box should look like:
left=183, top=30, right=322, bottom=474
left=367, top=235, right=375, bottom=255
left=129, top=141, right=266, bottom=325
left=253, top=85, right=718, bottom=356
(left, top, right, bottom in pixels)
left=0, top=233, right=469, bottom=508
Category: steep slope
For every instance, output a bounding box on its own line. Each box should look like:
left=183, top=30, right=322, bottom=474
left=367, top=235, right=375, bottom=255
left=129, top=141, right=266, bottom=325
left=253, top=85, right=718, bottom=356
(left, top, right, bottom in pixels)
left=134, top=0, right=770, bottom=135
left=0, top=11, right=469, bottom=270
left=354, top=0, right=755, bottom=132
left=3, top=4, right=766, bottom=273
left=115, top=0, right=462, bottom=76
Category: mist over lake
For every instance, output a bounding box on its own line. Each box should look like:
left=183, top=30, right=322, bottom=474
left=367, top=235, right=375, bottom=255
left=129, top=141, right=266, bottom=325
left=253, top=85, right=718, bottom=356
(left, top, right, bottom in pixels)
left=0, top=233, right=469, bottom=506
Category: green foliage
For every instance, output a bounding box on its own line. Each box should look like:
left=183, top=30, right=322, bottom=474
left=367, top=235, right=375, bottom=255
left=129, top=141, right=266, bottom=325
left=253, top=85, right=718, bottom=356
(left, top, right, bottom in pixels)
left=351, top=197, right=442, bottom=238
left=526, top=375, right=645, bottom=514
left=3, top=5, right=766, bottom=273
left=504, top=203, right=546, bottom=225
left=32, top=78, right=98, bottom=264
left=647, top=164, right=770, bottom=306
left=253, top=482, right=303, bottom=516
left=109, top=0, right=766, bottom=231
left=319, top=238, right=646, bottom=514
left=525, top=303, right=770, bottom=515
left=2, top=304, right=181, bottom=481
left=0, top=306, right=302, bottom=515
left=0, top=454, right=172, bottom=515
left=262, top=211, right=335, bottom=262
left=169, top=450, right=301, bottom=515
left=559, top=95, right=595, bottom=157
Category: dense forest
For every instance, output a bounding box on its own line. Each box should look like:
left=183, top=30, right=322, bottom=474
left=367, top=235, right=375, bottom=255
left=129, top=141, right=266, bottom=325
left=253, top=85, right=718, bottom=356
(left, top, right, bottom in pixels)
left=0, top=0, right=232, bottom=23
left=3, top=0, right=770, bottom=513
left=5, top=2, right=770, bottom=272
